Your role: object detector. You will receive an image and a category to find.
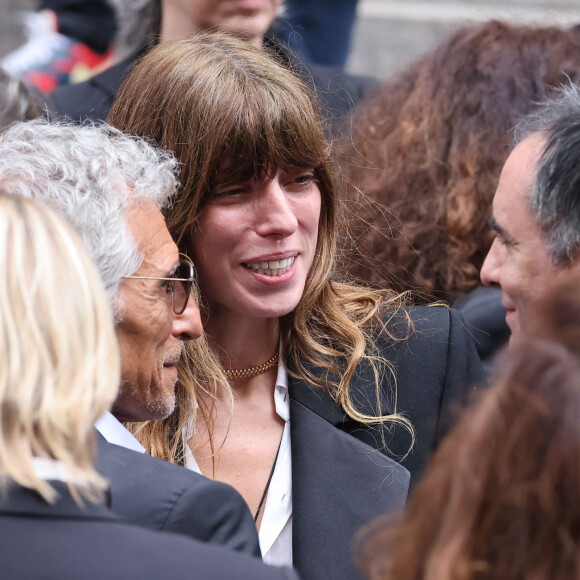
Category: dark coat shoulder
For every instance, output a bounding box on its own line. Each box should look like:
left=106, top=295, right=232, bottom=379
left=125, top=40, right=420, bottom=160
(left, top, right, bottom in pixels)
left=47, top=53, right=135, bottom=122
left=0, top=483, right=296, bottom=580
left=95, top=436, right=261, bottom=557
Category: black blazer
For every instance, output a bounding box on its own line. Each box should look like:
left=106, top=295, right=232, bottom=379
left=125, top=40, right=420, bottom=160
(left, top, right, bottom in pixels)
left=288, top=306, right=484, bottom=580
left=0, top=482, right=297, bottom=580
left=96, top=434, right=261, bottom=557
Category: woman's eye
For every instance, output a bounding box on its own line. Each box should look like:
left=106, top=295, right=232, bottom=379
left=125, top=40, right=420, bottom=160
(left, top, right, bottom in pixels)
left=295, top=173, right=316, bottom=184
left=283, top=168, right=317, bottom=187
left=213, top=187, right=245, bottom=199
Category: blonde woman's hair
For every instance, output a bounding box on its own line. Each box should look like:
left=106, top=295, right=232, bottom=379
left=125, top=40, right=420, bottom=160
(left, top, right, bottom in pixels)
left=109, top=32, right=414, bottom=463
left=0, top=192, right=120, bottom=504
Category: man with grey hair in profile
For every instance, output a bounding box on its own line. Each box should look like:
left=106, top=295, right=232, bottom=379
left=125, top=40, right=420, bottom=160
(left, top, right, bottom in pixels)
left=481, top=83, right=580, bottom=344
left=0, top=119, right=261, bottom=557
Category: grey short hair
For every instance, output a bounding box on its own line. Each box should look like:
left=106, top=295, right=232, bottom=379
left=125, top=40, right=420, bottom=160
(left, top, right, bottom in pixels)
left=0, top=120, right=180, bottom=311
left=515, top=83, right=580, bottom=264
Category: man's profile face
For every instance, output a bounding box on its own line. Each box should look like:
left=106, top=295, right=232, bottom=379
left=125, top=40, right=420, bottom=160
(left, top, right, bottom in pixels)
left=481, top=133, right=568, bottom=343
left=112, top=199, right=201, bottom=422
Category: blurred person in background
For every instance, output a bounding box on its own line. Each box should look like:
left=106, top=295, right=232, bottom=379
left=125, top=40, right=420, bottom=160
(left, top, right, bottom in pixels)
left=276, top=0, right=359, bottom=68
left=0, top=69, right=44, bottom=130
left=2, top=0, right=117, bottom=92
left=338, top=21, right=580, bottom=370
left=355, top=271, right=580, bottom=580
left=48, top=0, right=375, bottom=135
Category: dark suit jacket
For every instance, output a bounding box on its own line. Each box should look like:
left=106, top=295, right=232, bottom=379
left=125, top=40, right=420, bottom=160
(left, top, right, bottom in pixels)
left=47, top=42, right=375, bottom=136
left=96, top=434, right=261, bottom=557
left=0, top=482, right=297, bottom=580
left=288, top=306, right=483, bottom=580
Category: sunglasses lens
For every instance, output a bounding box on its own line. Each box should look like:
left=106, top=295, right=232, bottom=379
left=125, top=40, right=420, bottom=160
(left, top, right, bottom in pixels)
left=173, top=259, right=194, bottom=315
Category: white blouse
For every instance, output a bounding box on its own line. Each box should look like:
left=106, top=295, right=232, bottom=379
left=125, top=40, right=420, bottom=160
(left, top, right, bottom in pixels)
left=183, top=355, right=293, bottom=567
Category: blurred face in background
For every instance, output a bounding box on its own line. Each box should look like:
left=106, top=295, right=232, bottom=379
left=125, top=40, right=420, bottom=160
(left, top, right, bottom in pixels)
left=163, top=0, right=282, bottom=46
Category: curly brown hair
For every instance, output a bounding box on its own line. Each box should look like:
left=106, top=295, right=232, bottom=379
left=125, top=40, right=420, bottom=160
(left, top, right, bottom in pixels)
left=339, top=20, right=580, bottom=302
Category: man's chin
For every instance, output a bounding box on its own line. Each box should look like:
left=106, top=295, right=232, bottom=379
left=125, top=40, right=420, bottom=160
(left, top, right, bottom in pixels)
left=112, top=389, right=176, bottom=423
left=147, top=388, right=177, bottom=421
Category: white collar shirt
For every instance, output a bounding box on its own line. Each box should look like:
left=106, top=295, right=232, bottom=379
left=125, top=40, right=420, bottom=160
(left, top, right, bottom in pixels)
left=183, top=355, right=293, bottom=567
left=94, top=411, right=146, bottom=453
left=31, top=457, right=74, bottom=483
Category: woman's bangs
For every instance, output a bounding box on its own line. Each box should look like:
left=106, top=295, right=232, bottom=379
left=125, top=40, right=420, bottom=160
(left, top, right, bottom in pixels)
left=213, top=100, right=326, bottom=187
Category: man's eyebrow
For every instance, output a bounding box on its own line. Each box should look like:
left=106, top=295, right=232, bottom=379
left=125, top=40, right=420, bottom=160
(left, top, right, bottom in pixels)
left=161, top=260, right=180, bottom=279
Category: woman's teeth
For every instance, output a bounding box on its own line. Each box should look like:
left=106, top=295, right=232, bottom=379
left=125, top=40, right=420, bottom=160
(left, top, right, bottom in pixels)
left=244, top=257, right=295, bottom=276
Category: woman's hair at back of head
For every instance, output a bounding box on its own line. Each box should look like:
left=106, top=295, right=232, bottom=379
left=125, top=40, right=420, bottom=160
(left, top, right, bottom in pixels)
left=109, top=31, right=413, bottom=463
left=339, top=20, right=580, bottom=302
left=0, top=192, right=120, bottom=505
left=356, top=272, right=580, bottom=580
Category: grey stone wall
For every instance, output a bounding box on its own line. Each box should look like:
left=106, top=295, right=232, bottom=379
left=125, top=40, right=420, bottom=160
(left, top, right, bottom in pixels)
left=1, top=0, right=35, bottom=57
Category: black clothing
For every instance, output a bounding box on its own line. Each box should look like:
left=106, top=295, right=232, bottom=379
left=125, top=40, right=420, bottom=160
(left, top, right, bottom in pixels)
left=96, top=434, right=262, bottom=558
left=287, top=305, right=484, bottom=580
left=40, top=0, right=116, bottom=53
left=0, top=481, right=297, bottom=580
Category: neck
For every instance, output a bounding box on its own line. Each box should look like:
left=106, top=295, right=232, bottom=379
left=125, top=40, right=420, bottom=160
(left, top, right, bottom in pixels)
left=205, top=311, right=280, bottom=373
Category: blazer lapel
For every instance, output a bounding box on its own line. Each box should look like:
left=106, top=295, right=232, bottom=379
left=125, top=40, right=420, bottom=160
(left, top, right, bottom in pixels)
left=289, top=375, right=409, bottom=580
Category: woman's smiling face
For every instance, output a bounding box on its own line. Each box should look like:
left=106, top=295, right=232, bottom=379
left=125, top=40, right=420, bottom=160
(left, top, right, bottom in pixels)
left=190, top=166, right=321, bottom=320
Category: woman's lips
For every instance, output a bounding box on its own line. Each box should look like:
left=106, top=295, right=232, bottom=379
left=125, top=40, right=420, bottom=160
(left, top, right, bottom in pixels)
left=242, top=255, right=297, bottom=284
left=242, top=256, right=295, bottom=277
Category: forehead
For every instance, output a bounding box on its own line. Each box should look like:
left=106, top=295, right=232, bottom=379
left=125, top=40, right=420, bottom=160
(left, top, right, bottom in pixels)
left=126, top=199, right=178, bottom=273
left=493, top=133, right=546, bottom=222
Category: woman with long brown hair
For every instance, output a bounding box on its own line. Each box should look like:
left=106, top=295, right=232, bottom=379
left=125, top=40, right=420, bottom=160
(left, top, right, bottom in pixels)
left=108, top=32, right=483, bottom=580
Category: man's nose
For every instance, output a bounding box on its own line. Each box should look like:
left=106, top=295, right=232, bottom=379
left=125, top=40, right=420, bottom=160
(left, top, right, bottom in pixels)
left=480, top=238, right=501, bottom=288
left=172, top=297, right=203, bottom=341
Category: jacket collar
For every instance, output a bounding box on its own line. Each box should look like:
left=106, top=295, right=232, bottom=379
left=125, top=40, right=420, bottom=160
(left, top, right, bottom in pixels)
left=288, top=370, right=409, bottom=580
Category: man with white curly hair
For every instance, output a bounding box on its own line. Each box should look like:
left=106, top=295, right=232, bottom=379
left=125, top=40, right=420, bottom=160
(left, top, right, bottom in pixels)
left=0, top=119, right=261, bottom=557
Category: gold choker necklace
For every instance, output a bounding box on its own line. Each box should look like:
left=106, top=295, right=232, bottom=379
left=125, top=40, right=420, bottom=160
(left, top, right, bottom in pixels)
left=224, top=350, right=279, bottom=380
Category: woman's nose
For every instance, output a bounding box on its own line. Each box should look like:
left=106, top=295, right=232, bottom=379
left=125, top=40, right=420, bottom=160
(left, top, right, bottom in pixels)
left=254, top=178, right=298, bottom=238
